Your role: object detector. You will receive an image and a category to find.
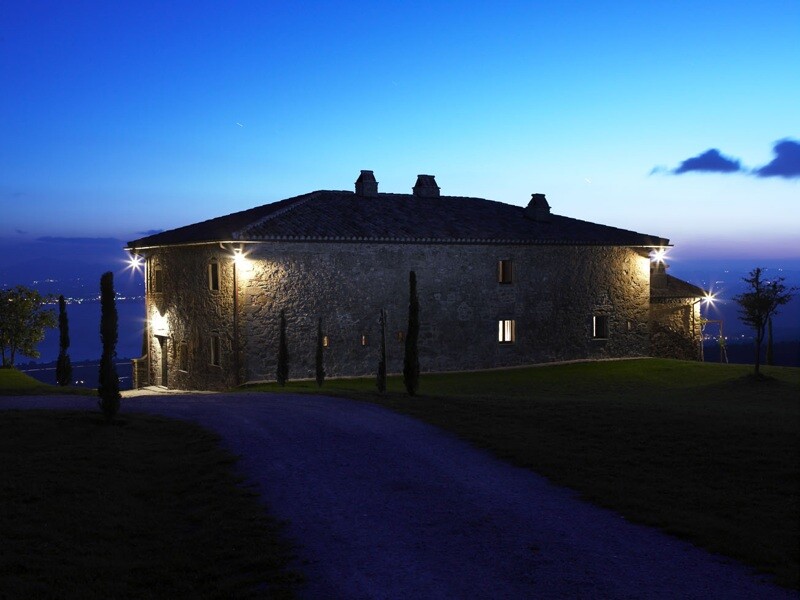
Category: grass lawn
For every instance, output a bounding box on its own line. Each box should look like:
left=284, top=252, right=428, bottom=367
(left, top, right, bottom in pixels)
left=244, top=358, right=800, bottom=589
left=0, top=408, right=300, bottom=598
left=0, top=366, right=93, bottom=396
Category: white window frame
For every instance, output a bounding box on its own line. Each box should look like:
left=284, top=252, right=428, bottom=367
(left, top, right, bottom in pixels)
left=210, top=335, right=221, bottom=367
left=498, top=319, right=515, bottom=344
left=592, top=315, right=609, bottom=339
left=498, top=259, right=513, bottom=284
left=208, top=262, right=220, bottom=291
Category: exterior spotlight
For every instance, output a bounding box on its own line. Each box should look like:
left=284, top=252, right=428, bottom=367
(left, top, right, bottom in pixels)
left=702, top=292, right=716, bottom=306
left=650, top=248, right=668, bottom=264
left=233, top=248, right=245, bottom=264
left=127, top=253, right=144, bottom=272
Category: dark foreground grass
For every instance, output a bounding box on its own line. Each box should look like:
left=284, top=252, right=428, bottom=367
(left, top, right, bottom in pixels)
left=0, top=410, right=300, bottom=599
left=245, top=359, right=800, bottom=588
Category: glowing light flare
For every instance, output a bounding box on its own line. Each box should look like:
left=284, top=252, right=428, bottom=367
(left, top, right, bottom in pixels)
left=702, top=292, right=717, bottom=306
left=150, top=309, right=169, bottom=336
left=231, top=247, right=253, bottom=276
left=650, top=248, right=668, bottom=264
left=126, top=253, right=144, bottom=273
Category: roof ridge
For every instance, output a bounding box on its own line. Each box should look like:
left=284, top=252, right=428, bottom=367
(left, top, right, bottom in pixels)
left=232, top=191, right=325, bottom=240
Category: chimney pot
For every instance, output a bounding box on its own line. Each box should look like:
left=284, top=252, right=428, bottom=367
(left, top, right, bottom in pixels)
left=355, top=170, right=378, bottom=196
left=413, top=174, right=440, bottom=198
left=524, top=193, right=551, bottom=222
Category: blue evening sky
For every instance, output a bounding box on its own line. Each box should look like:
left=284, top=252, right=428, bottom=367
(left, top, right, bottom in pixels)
left=2, top=0, right=798, bottom=262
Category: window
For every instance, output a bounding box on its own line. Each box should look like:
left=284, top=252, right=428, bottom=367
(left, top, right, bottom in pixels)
left=208, top=262, right=219, bottom=291
left=361, top=335, right=369, bottom=346
left=592, top=315, right=609, bottom=339
left=322, top=335, right=330, bottom=348
left=178, top=342, right=189, bottom=372
left=498, top=259, right=513, bottom=284
left=498, top=319, right=515, bottom=343
left=210, top=335, right=221, bottom=366
left=396, top=331, right=405, bottom=342
left=153, top=265, right=164, bottom=293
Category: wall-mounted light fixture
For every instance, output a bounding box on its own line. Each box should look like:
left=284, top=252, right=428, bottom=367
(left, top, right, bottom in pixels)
left=650, top=247, right=668, bottom=264
left=150, top=309, right=169, bottom=336
left=127, top=253, right=144, bottom=273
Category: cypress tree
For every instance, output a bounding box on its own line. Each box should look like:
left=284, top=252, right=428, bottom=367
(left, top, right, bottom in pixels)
left=98, top=271, right=121, bottom=419
left=403, top=271, right=420, bottom=396
left=377, top=308, right=387, bottom=394
left=56, top=295, right=72, bottom=386
left=315, top=317, right=325, bottom=387
left=276, top=310, right=289, bottom=386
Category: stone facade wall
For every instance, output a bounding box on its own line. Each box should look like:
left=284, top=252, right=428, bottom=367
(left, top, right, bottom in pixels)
left=142, top=245, right=239, bottom=390
left=650, top=298, right=702, bottom=361
left=240, top=242, right=652, bottom=385
left=140, top=241, right=654, bottom=390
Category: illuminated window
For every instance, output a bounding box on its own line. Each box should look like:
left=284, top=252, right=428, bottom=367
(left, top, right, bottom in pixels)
left=208, top=262, right=219, bottom=291
left=153, top=265, right=164, bottom=293
left=498, top=319, right=515, bottom=343
left=178, top=341, right=189, bottom=372
left=210, top=335, right=221, bottom=366
left=361, top=335, right=368, bottom=346
left=322, top=335, right=329, bottom=348
left=592, top=315, right=609, bottom=339
left=498, top=260, right=513, bottom=284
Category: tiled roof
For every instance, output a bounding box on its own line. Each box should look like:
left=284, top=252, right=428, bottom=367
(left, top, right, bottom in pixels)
left=650, top=272, right=706, bottom=299
left=127, top=191, right=669, bottom=249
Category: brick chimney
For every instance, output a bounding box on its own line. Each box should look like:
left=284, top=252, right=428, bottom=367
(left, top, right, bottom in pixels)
left=524, top=193, right=551, bottom=222
left=355, top=170, right=378, bottom=197
left=412, top=174, right=440, bottom=198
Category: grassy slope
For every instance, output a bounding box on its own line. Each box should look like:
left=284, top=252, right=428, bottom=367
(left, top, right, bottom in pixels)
left=0, top=366, right=93, bottom=396
left=245, top=359, right=800, bottom=588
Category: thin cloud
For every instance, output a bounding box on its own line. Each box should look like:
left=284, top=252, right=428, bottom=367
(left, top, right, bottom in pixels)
left=36, top=236, right=123, bottom=245
left=753, top=139, right=800, bottom=179
left=15, top=229, right=27, bottom=235
left=672, top=149, right=743, bottom=174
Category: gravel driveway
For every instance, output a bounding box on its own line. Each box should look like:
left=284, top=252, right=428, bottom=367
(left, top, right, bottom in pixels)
left=3, top=393, right=796, bottom=599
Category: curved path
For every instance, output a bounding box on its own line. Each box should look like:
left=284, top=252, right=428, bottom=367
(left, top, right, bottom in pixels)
left=3, top=393, right=796, bottom=599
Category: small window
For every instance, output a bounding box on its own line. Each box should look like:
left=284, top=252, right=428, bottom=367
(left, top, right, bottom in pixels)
left=322, top=335, right=329, bottom=348
left=498, top=259, right=513, bottom=284
left=153, top=265, right=164, bottom=293
left=498, top=319, right=515, bottom=343
left=592, top=315, right=609, bottom=339
left=361, top=335, right=368, bottom=346
left=210, top=335, right=221, bottom=366
left=396, top=331, right=405, bottom=342
left=208, top=262, right=219, bottom=291
left=178, top=342, right=189, bottom=372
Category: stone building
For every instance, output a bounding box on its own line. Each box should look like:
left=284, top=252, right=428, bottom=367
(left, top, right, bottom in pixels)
left=127, top=171, right=704, bottom=390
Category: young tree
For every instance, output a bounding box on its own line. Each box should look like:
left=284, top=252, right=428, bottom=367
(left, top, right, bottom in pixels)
left=376, top=308, right=387, bottom=394
left=0, top=286, right=55, bottom=367
left=403, top=271, right=420, bottom=396
left=98, top=272, right=121, bottom=419
left=315, top=317, right=325, bottom=387
left=766, top=317, right=774, bottom=366
left=56, top=295, right=72, bottom=386
left=733, top=267, right=796, bottom=378
left=276, top=309, right=289, bottom=386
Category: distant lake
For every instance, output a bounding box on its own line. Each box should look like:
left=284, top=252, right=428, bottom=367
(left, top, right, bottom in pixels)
left=34, top=299, right=145, bottom=364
